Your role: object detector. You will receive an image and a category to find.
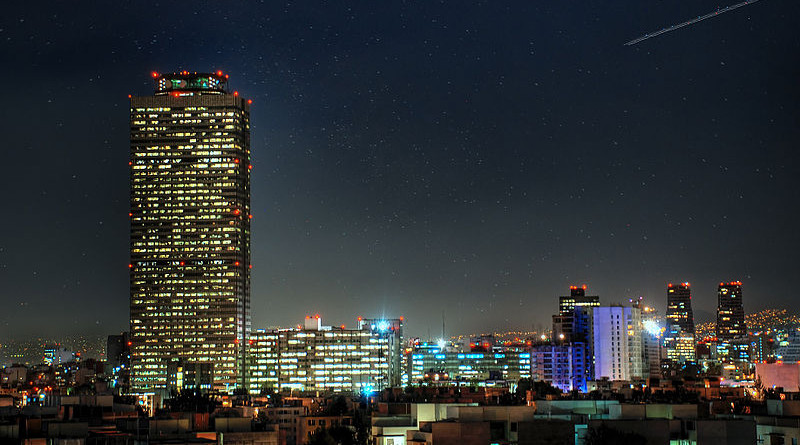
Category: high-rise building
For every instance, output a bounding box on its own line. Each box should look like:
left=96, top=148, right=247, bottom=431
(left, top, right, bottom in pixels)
left=664, top=282, right=696, bottom=364
left=631, top=296, right=662, bottom=378
left=129, top=71, right=251, bottom=394
left=249, top=316, right=403, bottom=394
left=590, top=306, right=644, bottom=381
left=716, top=281, right=746, bottom=342
left=552, top=285, right=600, bottom=342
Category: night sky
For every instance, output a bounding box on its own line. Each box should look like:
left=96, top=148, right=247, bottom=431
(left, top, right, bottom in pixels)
left=1, top=1, right=798, bottom=340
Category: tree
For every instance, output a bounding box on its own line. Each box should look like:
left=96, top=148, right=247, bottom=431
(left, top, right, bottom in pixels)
left=324, top=396, right=349, bottom=416
left=308, top=426, right=356, bottom=445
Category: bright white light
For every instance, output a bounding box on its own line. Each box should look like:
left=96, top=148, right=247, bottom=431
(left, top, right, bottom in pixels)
left=377, top=321, right=390, bottom=332
left=643, top=320, right=662, bottom=337
left=437, top=338, right=446, bottom=349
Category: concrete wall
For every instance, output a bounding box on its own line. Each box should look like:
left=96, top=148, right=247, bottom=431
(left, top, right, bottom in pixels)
left=696, top=419, right=756, bottom=445
left=430, top=421, right=490, bottom=445
left=517, top=420, right=574, bottom=445
left=220, top=430, right=280, bottom=445
left=609, top=403, right=698, bottom=420
left=585, top=419, right=670, bottom=444
left=757, top=363, right=800, bottom=392
left=215, top=417, right=253, bottom=433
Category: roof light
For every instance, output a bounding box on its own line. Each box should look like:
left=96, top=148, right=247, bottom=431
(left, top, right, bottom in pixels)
left=151, top=72, right=159, bottom=78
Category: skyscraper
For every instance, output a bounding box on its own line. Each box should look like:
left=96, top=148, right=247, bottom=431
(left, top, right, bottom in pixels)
left=129, top=71, right=251, bottom=395
left=552, top=285, right=600, bottom=342
left=717, top=281, right=746, bottom=342
left=664, top=282, right=696, bottom=363
left=590, top=306, right=644, bottom=381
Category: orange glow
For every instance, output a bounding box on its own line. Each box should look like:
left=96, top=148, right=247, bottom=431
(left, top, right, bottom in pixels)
left=233, top=91, right=239, bottom=96
left=248, top=214, right=253, bottom=219
left=151, top=71, right=159, bottom=78
left=233, top=209, right=241, bottom=215
left=234, top=261, right=240, bottom=266
left=248, top=99, right=253, bottom=104
left=248, top=164, right=253, bottom=170
left=128, top=264, right=133, bottom=268
left=217, top=70, right=223, bottom=76
left=127, top=94, right=132, bottom=98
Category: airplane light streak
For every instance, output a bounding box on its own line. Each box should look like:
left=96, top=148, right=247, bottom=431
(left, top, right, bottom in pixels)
left=625, top=0, right=762, bottom=46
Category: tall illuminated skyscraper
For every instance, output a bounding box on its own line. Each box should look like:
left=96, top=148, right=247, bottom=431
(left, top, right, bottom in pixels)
left=129, top=71, right=251, bottom=395
left=552, top=285, right=599, bottom=342
left=717, top=281, right=746, bottom=342
left=664, top=282, right=696, bottom=363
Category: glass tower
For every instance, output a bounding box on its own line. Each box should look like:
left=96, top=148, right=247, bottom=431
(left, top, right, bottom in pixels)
left=129, top=71, right=251, bottom=394
left=664, top=282, right=696, bottom=363
left=717, top=281, right=746, bottom=342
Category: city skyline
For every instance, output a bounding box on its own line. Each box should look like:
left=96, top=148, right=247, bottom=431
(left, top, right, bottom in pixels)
left=1, top=1, right=798, bottom=340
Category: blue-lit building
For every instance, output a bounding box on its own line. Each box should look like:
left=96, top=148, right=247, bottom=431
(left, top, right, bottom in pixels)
left=406, top=342, right=530, bottom=385
left=530, top=343, right=588, bottom=392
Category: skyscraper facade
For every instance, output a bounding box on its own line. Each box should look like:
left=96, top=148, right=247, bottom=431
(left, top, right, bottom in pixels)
left=664, top=282, right=696, bottom=363
left=717, top=281, right=746, bottom=342
left=552, top=285, right=600, bottom=342
left=591, top=306, right=644, bottom=381
left=129, top=71, right=251, bottom=394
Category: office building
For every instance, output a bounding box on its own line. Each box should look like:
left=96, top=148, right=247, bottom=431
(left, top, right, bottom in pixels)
left=129, top=71, right=251, bottom=394
left=631, top=297, right=662, bottom=378
left=717, top=281, right=746, bottom=342
left=249, top=316, right=403, bottom=394
left=552, top=285, right=600, bottom=342
left=406, top=342, right=531, bottom=385
left=530, top=343, right=587, bottom=392
left=591, top=306, right=645, bottom=381
left=664, top=283, right=696, bottom=364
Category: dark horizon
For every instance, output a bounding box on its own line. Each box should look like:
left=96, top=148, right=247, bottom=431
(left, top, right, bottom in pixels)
left=1, top=1, right=799, bottom=340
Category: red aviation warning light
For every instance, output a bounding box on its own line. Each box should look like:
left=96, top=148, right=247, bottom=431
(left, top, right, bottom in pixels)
left=151, top=71, right=159, bottom=78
